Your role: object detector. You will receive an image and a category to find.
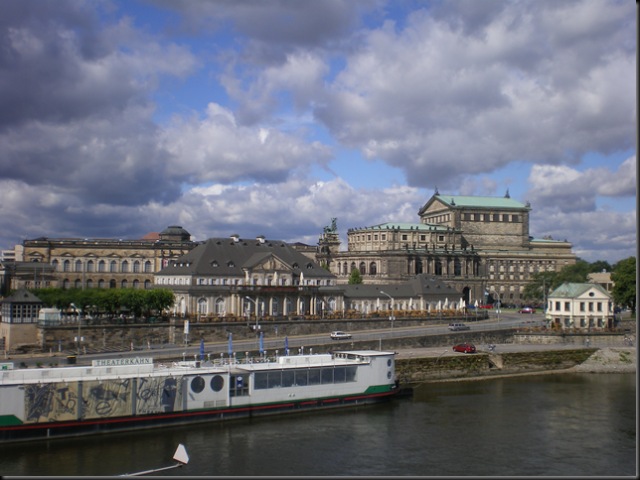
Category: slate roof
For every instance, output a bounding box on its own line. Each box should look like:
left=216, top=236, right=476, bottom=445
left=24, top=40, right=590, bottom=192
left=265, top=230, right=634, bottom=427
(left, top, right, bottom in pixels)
left=157, top=237, right=334, bottom=279
left=1, top=289, right=43, bottom=304
left=343, top=275, right=460, bottom=300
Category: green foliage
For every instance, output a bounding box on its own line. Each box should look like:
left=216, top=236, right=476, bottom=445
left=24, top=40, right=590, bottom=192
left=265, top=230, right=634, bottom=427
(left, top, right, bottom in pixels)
left=521, top=259, right=617, bottom=304
left=28, top=287, right=175, bottom=319
left=611, top=257, right=636, bottom=313
left=348, top=268, right=363, bottom=285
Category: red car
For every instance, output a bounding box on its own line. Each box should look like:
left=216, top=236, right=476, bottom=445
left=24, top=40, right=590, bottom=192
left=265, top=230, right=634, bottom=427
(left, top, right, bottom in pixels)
left=519, top=307, right=536, bottom=314
left=453, top=343, right=476, bottom=354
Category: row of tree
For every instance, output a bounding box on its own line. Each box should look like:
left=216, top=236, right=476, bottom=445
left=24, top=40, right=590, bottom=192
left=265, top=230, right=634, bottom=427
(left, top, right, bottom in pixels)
left=31, top=287, right=175, bottom=319
left=522, top=257, right=636, bottom=313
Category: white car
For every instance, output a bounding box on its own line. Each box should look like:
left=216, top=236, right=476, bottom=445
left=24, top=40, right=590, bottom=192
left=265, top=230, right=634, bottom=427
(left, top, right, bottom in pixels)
left=330, top=331, right=352, bottom=340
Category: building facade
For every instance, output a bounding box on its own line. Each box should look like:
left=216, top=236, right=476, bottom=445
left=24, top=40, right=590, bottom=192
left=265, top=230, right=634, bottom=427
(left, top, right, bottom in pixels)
left=154, top=235, right=342, bottom=319
left=318, top=191, right=577, bottom=307
left=546, top=282, right=614, bottom=330
left=11, top=226, right=196, bottom=292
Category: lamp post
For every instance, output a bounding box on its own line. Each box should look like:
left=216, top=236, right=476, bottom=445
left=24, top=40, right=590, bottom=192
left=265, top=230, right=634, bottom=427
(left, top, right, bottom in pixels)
left=244, top=296, right=261, bottom=330
left=491, top=289, right=501, bottom=323
left=380, top=291, right=395, bottom=330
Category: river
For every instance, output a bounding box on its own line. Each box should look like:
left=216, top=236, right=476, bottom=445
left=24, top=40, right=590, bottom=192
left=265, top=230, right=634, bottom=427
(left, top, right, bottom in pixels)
left=1, top=372, right=635, bottom=477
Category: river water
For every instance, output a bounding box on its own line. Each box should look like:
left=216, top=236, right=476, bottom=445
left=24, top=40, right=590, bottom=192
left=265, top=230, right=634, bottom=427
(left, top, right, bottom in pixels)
left=1, top=372, right=635, bottom=477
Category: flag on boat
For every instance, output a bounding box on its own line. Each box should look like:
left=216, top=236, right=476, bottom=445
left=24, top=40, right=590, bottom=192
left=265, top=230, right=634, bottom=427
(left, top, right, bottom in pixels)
left=259, top=331, right=264, bottom=355
left=228, top=333, right=233, bottom=356
left=199, top=338, right=205, bottom=360
left=284, top=336, right=289, bottom=356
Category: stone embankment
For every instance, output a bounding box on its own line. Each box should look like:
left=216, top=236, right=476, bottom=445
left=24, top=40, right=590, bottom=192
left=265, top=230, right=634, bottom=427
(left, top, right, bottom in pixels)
left=394, top=344, right=636, bottom=385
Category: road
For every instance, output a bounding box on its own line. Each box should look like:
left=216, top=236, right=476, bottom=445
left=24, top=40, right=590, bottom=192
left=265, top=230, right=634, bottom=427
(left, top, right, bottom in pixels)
left=5, top=312, right=547, bottom=367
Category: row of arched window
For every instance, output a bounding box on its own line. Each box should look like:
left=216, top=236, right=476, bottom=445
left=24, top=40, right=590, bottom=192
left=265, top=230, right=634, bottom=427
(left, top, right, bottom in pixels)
left=60, top=278, right=152, bottom=289
left=52, top=259, right=153, bottom=274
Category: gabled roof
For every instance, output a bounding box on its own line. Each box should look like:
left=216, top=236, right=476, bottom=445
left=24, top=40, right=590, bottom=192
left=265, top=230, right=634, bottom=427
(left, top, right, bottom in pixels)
left=548, top=282, right=611, bottom=299
left=418, top=192, right=529, bottom=215
left=157, top=237, right=334, bottom=278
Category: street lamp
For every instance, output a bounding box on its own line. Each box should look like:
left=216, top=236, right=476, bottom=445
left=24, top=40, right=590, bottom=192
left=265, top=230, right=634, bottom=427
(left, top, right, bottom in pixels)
left=380, top=291, right=395, bottom=329
left=244, top=296, right=261, bottom=330
left=490, top=288, right=501, bottom=323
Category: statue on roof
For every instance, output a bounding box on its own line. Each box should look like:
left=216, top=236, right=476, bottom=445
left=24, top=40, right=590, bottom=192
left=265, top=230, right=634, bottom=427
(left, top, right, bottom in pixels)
left=323, top=218, right=338, bottom=234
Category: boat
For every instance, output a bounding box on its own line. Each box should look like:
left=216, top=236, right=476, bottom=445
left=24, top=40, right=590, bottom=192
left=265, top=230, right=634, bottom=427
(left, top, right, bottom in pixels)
left=0, top=350, right=398, bottom=443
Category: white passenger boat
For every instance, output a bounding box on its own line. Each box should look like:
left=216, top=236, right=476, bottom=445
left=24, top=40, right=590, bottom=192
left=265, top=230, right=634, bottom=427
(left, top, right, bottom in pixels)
left=0, top=350, right=398, bottom=443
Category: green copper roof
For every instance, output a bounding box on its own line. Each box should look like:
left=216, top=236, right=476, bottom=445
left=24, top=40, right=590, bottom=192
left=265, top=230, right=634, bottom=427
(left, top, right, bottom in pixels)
left=435, top=194, right=529, bottom=209
left=549, top=282, right=610, bottom=298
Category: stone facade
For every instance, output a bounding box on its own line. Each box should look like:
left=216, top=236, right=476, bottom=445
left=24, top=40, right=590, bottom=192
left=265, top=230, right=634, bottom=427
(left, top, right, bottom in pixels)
left=14, top=226, right=196, bottom=291
left=318, top=192, right=577, bottom=307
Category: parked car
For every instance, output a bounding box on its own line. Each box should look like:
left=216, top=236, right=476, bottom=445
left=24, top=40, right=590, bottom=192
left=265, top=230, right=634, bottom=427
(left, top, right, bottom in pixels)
left=519, top=307, right=536, bottom=314
left=448, top=323, right=470, bottom=331
left=330, top=331, right=352, bottom=340
left=453, top=343, right=476, bottom=354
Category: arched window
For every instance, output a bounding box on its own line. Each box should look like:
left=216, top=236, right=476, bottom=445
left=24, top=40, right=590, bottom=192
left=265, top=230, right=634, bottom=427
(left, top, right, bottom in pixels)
left=121, top=279, right=128, bottom=288
left=86, top=279, right=93, bottom=288
left=144, top=260, right=152, bottom=273
left=63, top=260, right=71, bottom=272
left=52, top=259, right=59, bottom=271
left=98, top=260, right=106, bottom=272
left=415, top=258, right=423, bottom=274
left=454, top=258, right=462, bottom=276
left=350, top=262, right=357, bottom=272
left=110, top=279, right=116, bottom=288
left=369, top=262, right=377, bottom=275
left=98, top=279, right=105, bottom=288
left=121, top=261, right=129, bottom=273
left=63, top=279, right=70, bottom=289
left=359, top=262, right=366, bottom=275
left=435, top=260, right=443, bottom=275
left=87, top=260, right=94, bottom=272
left=144, top=279, right=151, bottom=289
left=75, top=259, right=82, bottom=272
left=215, top=298, right=225, bottom=315
left=110, top=260, right=117, bottom=272
left=198, top=298, right=207, bottom=315
left=74, top=279, right=81, bottom=289
left=133, top=279, right=140, bottom=289
left=133, top=261, right=141, bottom=273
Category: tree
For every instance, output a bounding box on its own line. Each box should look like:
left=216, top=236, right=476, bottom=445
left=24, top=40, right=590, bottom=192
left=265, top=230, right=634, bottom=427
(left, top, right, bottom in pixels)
left=611, top=257, right=636, bottom=314
left=348, top=268, right=363, bottom=285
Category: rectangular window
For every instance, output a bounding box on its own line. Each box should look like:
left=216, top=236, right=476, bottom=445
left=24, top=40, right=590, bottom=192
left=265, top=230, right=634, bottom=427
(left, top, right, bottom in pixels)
left=564, top=301, right=570, bottom=312
left=512, top=215, right=520, bottom=222
left=493, top=214, right=500, bottom=221
left=308, top=368, right=321, bottom=385
left=579, top=302, right=585, bottom=312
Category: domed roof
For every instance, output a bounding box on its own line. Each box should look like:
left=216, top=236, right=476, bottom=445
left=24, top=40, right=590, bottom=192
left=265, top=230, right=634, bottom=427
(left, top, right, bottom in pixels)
left=159, top=225, right=192, bottom=241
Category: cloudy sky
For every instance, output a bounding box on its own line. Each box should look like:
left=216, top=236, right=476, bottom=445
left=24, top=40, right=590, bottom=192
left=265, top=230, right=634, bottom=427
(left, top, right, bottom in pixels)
left=0, top=0, right=636, bottom=265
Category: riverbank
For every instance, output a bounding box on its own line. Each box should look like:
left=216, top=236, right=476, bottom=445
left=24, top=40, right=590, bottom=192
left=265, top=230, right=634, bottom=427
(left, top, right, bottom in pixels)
left=394, top=344, right=636, bottom=385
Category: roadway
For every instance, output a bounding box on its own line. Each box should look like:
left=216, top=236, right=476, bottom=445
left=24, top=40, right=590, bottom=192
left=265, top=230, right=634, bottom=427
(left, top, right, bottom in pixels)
left=6, top=311, right=547, bottom=367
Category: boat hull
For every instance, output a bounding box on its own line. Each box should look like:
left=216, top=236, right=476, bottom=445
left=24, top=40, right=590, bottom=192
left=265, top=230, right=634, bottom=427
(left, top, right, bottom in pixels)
left=0, top=350, right=398, bottom=443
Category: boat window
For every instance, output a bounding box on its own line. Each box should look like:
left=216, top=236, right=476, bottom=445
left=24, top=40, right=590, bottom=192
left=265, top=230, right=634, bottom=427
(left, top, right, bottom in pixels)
left=210, top=375, right=224, bottom=392
left=334, top=367, right=346, bottom=383
left=294, top=370, right=308, bottom=386
left=321, top=368, right=333, bottom=384
left=308, top=368, right=321, bottom=385
left=282, top=370, right=294, bottom=387
left=191, top=376, right=205, bottom=394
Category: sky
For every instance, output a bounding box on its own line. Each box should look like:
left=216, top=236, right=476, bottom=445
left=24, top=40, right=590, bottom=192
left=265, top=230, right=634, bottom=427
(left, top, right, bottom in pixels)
left=0, top=0, right=636, bottom=266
